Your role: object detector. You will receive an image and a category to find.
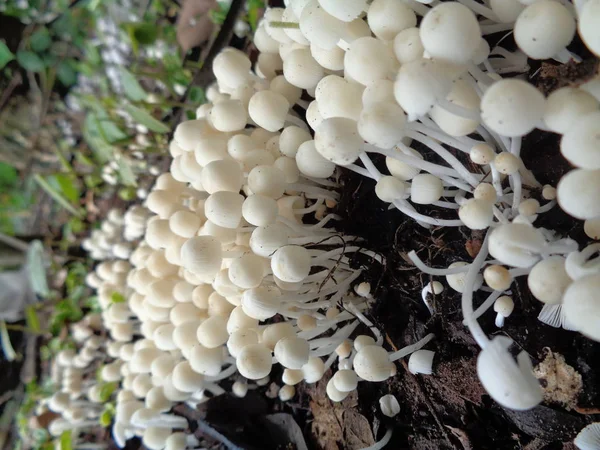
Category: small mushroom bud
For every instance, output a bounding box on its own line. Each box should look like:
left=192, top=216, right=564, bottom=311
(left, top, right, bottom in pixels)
left=494, top=296, right=514, bottom=328
left=278, top=384, right=296, bottom=402
left=484, top=265, right=513, bottom=292
left=379, top=394, right=400, bottom=417
left=408, top=350, right=435, bottom=375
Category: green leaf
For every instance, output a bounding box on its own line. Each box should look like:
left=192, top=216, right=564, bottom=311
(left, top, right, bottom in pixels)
left=57, top=60, right=77, bottom=86
left=100, top=409, right=113, bottom=427
left=26, top=240, right=49, bottom=297
left=84, top=43, right=101, bottom=66
left=0, top=41, right=15, bottom=70
left=119, top=67, right=147, bottom=101
left=0, top=162, right=18, bottom=187
left=30, top=27, right=51, bottom=52
left=122, top=22, right=159, bottom=53
left=98, top=120, right=127, bottom=143
left=123, top=104, right=169, bottom=133
left=116, top=157, right=137, bottom=187
left=99, top=382, right=117, bottom=402
left=83, top=113, right=114, bottom=163
left=16, top=51, right=45, bottom=72
left=53, top=174, right=80, bottom=204
left=118, top=186, right=136, bottom=201
left=33, top=174, right=83, bottom=217
left=60, top=431, right=73, bottom=450
left=24, top=306, right=41, bottom=333
left=188, top=86, right=206, bottom=104
left=111, top=292, right=125, bottom=303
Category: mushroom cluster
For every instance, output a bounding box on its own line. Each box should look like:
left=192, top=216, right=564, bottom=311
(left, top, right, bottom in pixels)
left=41, top=0, right=600, bottom=447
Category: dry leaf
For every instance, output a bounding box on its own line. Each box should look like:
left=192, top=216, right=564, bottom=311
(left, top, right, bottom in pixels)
left=177, top=0, right=218, bottom=52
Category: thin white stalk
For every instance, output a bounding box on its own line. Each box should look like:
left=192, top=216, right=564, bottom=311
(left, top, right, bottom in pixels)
left=392, top=200, right=464, bottom=226
left=461, top=231, right=491, bottom=349
left=388, top=333, right=435, bottom=361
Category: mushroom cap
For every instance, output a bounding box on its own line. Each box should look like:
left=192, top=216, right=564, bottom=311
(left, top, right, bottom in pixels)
left=543, top=88, right=598, bottom=135
left=430, top=79, right=480, bottom=137
left=332, top=369, right=358, bottom=392
left=490, top=0, right=525, bottom=22
left=236, top=343, right=273, bottom=379
left=408, top=350, right=435, bottom=375
left=201, top=159, right=244, bottom=194
left=227, top=306, right=259, bottom=334
left=315, top=75, right=364, bottom=122
left=172, top=361, right=205, bottom=392
left=310, top=42, right=345, bottom=71
left=296, top=140, right=336, bottom=179
left=143, top=426, right=172, bottom=450
left=527, top=256, right=572, bottom=305
left=393, top=28, right=425, bottom=65
left=326, top=378, right=349, bottom=402
left=458, top=198, right=494, bottom=230
left=386, top=147, right=423, bottom=181
left=419, top=2, right=481, bottom=64
left=514, top=0, right=576, bottom=60
left=410, top=174, right=443, bottom=205
left=574, top=422, right=600, bottom=450
left=248, top=90, right=290, bottom=132
left=196, top=316, right=228, bottom=348
left=212, top=48, right=252, bottom=89
left=358, top=102, right=407, bottom=149
left=274, top=336, right=310, bottom=369
left=394, top=59, right=454, bottom=121
left=227, top=328, right=259, bottom=358
left=299, top=0, right=346, bottom=50
left=488, top=223, right=546, bottom=268
left=344, top=37, right=397, bottom=86
left=248, top=165, right=287, bottom=199
left=271, top=245, right=311, bottom=283
left=483, top=265, right=513, bottom=292
left=579, top=0, right=600, bottom=57
left=379, top=394, right=401, bottom=417
left=375, top=176, right=407, bottom=203
left=283, top=48, right=324, bottom=90
left=477, top=336, right=543, bottom=410
left=367, top=0, right=417, bottom=41
left=562, top=274, right=600, bottom=341
left=180, top=236, right=223, bottom=278
left=189, top=344, right=224, bottom=376
left=353, top=345, right=393, bottom=382
left=481, top=79, right=545, bottom=137
left=302, top=356, right=326, bottom=383
left=557, top=168, right=600, bottom=220
left=319, top=0, right=367, bottom=22
left=560, top=111, right=600, bottom=169
left=204, top=191, right=244, bottom=229
left=242, top=285, right=282, bottom=320
left=314, top=117, right=363, bottom=166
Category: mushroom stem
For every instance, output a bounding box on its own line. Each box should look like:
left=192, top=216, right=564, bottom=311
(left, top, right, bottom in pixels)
left=461, top=231, right=492, bottom=349
left=404, top=131, right=480, bottom=186
left=392, top=200, right=464, bottom=227
left=457, top=0, right=500, bottom=20
left=345, top=301, right=384, bottom=345
left=388, top=333, right=435, bottom=361
left=361, top=428, right=393, bottom=450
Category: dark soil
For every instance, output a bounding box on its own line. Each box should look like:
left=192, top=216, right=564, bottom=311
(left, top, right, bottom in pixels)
left=328, top=54, right=600, bottom=450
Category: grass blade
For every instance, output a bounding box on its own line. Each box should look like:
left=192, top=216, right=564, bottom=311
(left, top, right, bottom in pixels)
left=33, top=174, right=83, bottom=217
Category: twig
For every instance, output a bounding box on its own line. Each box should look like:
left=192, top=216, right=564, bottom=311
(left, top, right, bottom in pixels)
left=0, top=73, right=23, bottom=114
left=574, top=405, right=600, bottom=415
